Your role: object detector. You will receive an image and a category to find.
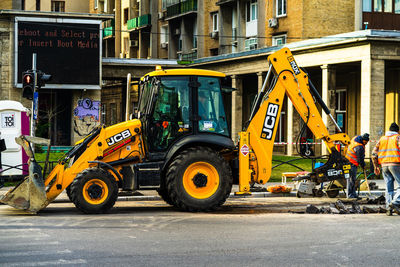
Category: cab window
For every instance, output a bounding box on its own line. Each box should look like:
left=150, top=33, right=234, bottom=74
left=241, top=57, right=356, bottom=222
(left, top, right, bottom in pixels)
left=197, top=77, right=229, bottom=136
left=147, top=76, right=191, bottom=152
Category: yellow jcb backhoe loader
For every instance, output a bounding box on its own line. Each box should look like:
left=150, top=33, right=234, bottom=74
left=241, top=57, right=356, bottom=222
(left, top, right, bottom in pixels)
left=0, top=48, right=351, bottom=213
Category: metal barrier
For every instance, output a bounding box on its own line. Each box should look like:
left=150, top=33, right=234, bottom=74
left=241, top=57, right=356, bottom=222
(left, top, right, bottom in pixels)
left=0, top=160, right=58, bottom=188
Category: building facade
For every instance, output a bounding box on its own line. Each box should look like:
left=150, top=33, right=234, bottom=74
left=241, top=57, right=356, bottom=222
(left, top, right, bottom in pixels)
left=0, top=4, right=112, bottom=145
left=0, top=0, right=89, bottom=12
left=96, top=0, right=400, bottom=156
left=3, top=0, right=400, bottom=156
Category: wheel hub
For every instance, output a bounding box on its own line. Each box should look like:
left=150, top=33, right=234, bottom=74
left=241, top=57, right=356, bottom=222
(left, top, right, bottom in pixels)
left=192, top=173, right=208, bottom=188
left=87, top=184, right=103, bottom=199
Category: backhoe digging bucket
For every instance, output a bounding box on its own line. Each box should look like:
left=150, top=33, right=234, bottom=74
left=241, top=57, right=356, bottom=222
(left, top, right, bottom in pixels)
left=0, top=136, right=50, bottom=213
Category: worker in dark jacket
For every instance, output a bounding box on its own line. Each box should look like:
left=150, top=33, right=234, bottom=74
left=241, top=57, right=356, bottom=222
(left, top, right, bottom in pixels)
left=345, top=133, right=370, bottom=199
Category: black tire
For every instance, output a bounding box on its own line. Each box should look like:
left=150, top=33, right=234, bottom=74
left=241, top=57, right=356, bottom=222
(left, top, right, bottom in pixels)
left=326, top=184, right=340, bottom=198
left=65, top=185, right=72, bottom=202
left=70, top=168, right=118, bottom=214
left=157, top=183, right=175, bottom=206
left=166, top=146, right=232, bottom=212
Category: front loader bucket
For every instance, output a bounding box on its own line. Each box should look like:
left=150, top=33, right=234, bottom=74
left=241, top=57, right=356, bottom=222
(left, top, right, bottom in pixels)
left=0, top=160, right=48, bottom=213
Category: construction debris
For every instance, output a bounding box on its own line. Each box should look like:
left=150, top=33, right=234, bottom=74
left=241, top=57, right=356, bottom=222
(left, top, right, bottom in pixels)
left=305, top=199, right=388, bottom=214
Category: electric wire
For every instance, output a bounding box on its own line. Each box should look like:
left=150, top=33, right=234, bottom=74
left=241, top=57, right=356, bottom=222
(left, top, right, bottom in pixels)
left=0, top=18, right=369, bottom=41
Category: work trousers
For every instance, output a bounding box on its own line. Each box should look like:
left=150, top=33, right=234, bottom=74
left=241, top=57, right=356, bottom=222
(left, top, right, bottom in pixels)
left=346, top=164, right=358, bottom=198
left=382, top=165, right=400, bottom=208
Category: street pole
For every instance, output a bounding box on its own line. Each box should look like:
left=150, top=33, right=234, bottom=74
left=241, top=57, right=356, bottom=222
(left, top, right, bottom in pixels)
left=125, top=73, right=131, bottom=121
left=30, top=53, right=37, bottom=138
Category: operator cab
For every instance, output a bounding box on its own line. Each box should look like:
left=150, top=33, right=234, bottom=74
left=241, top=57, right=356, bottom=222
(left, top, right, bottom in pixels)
left=138, top=69, right=231, bottom=158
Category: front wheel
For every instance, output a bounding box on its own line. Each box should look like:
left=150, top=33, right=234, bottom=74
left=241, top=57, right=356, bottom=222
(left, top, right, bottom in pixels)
left=326, top=184, right=340, bottom=198
left=70, top=168, right=118, bottom=214
left=166, top=147, right=232, bottom=212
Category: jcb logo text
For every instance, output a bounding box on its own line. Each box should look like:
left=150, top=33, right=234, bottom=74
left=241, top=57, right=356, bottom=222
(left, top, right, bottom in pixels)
left=261, top=103, right=279, bottom=140
left=107, top=130, right=132, bottom=146
left=288, top=56, right=301, bottom=75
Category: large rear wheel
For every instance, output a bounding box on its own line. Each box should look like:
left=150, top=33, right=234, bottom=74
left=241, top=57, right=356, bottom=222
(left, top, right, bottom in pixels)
left=166, top=147, right=232, bottom=211
left=70, top=168, right=118, bottom=214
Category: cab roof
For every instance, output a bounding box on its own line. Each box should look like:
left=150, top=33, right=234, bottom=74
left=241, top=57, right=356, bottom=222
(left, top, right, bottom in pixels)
left=142, top=69, right=226, bottom=80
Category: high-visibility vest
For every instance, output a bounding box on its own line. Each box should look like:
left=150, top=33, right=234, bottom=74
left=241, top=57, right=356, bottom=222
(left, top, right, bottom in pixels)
left=377, top=134, right=400, bottom=165
left=345, top=136, right=364, bottom=166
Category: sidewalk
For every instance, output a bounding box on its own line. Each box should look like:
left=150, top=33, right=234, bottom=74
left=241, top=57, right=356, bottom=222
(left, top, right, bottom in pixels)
left=0, top=180, right=387, bottom=203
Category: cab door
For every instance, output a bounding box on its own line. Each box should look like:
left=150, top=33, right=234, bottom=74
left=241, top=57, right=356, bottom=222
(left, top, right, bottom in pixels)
left=144, top=76, right=192, bottom=154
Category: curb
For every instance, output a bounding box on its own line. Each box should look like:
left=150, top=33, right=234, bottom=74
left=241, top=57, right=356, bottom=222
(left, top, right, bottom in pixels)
left=50, top=190, right=385, bottom=203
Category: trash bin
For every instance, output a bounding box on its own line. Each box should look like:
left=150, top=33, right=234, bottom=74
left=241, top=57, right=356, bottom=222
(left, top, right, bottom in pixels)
left=0, top=100, right=30, bottom=177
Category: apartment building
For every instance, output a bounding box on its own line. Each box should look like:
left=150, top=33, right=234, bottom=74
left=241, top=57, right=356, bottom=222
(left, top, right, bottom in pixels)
left=95, top=0, right=400, bottom=156
left=0, top=0, right=89, bottom=12
left=0, top=1, right=112, bottom=145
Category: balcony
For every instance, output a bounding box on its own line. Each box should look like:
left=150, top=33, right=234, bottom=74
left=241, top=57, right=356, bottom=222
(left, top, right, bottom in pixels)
left=127, top=14, right=151, bottom=31
left=166, top=0, right=197, bottom=20
left=178, top=50, right=197, bottom=62
left=103, top=27, right=114, bottom=38
left=103, top=19, right=115, bottom=39
left=127, top=18, right=137, bottom=30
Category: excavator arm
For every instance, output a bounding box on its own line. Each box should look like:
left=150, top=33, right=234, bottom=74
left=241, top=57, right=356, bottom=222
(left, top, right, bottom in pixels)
left=237, top=48, right=351, bottom=195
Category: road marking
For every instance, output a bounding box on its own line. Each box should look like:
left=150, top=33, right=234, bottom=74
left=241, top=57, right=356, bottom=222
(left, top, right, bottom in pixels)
left=0, top=233, right=49, bottom=238
left=0, top=228, right=41, bottom=232
left=0, top=249, right=71, bottom=257
left=0, top=241, right=60, bottom=248
left=4, top=259, right=87, bottom=266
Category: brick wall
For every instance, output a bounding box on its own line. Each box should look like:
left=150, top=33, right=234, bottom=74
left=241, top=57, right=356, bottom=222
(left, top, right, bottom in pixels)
left=0, top=0, right=13, bottom=9
left=265, top=0, right=354, bottom=46
left=303, top=0, right=354, bottom=39
left=202, top=0, right=219, bottom=57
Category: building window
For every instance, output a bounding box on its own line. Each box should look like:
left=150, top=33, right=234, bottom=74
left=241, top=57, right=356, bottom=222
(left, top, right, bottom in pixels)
left=36, top=0, right=40, bottom=11
left=101, top=104, right=106, bottom=124
left=178, top=36, right=183, bottom=52
left=246, top=0, right=258, bottom=22
left=335, top=89, right=347, bottom=132
left=385, top=0, right=393, bottom=12
left=396, top=0, right=400, bottom=13
left=94, top=0, right=98, bottom=9
left=160, top=25, right=169, bottom=44
left=110, top=103, right=117, bottom=125
left=210, top=48, right=218, bottom=56
left=363, top=0, right=372, bottom=11
left=124, top=37, right=129, bottom=57
left=272, top=34, right=287, bottom=46
left=366, top=0, right=398, bottom=12
left=244, top=37, right=258, bottom=50
left=193, top=19, right=198, bottom=48
left=51, top=1, right=65, bottom=12
left=212, top=12, right=219, bottom=32
left=124, top=8, right=129, bottom=24
left=275, top=111, right=286, bottom=143
left=276, top=0, right=286, bottom=17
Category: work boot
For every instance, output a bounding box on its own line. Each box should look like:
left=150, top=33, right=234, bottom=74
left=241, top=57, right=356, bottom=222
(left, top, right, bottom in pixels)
left=389, top=203, right=400, bottom=215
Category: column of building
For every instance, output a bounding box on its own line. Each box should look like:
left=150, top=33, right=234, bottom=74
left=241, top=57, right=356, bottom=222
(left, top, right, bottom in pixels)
left=361, top=58, right=385, bottom=157
left=231, top=75, right=243, bottom=141
left=321, top=64, right=336, bottom=154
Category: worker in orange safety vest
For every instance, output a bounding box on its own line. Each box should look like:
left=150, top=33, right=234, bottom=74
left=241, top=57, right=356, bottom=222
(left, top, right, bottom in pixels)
left=345, top=133, right=369, bottom=199
left=372, top=122, right=400, bottom=216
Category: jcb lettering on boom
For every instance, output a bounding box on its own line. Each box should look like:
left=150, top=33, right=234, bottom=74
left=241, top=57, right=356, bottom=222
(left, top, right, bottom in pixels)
left=107, top=130, right=132, bottom=146
left=261, top=103, right=279, bottom=140
left=288, top=56, right=301, bottom=75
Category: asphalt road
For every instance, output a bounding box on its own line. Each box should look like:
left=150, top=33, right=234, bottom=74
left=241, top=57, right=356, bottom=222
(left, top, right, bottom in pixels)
left=0, top=198, right=399, bottom=267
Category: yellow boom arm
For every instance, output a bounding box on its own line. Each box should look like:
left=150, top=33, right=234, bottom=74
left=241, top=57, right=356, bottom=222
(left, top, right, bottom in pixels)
left=237, top=48, right=351, bottom=194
